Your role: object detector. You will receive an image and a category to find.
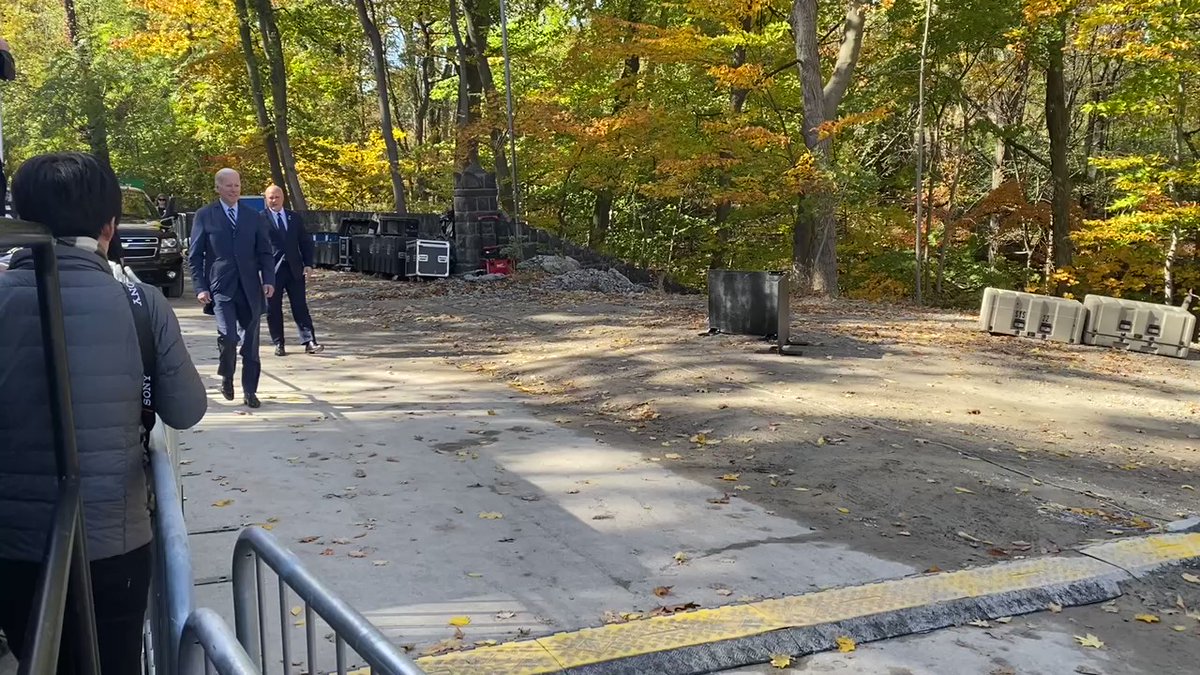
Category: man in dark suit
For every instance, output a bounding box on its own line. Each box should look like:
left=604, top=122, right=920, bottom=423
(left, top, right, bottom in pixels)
left=263, top=184, right=323, bottom=356
left=188, top=168, right=276, bottom=408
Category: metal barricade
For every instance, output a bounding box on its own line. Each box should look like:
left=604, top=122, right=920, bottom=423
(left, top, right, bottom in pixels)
left=1, top=218, right=101, bottom=674
left=144, top=443, right=195, bottom=675
left=231, top=527, right=424, bottom=675
left=179, top=609, right=260, bottom=675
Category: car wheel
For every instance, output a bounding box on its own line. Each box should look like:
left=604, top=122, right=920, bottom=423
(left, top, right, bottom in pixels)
left=163, top=273, right=184, bottom=298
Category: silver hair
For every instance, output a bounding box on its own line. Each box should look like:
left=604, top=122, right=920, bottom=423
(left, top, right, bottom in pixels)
left=214, top=168, right=240, bottom=187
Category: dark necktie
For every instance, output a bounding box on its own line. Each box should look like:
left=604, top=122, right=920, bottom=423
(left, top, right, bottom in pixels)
left=276, top=211, right=286, bottom=232
left=226, top=206, right=237, bottom=234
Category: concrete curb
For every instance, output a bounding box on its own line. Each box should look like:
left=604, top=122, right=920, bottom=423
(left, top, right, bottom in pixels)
left=415, top=533, right=1200, bottom=675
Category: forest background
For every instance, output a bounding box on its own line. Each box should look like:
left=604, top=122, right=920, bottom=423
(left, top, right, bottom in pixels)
left=1, top=0, right=1198, bottom=306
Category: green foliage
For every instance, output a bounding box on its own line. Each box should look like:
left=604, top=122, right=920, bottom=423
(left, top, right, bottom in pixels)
left=0, top=0, right=1196, bottom=304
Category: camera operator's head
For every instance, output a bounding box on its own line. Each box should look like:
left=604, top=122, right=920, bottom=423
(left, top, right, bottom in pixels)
left=12, top=152, right=121, bottom=256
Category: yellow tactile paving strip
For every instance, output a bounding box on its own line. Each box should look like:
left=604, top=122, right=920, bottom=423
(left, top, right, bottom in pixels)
left=1084, top=532, right=1200, bottom=573
left=415, top=534, right=1200, bottom=674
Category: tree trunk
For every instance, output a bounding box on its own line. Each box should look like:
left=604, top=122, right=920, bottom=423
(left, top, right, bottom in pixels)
left=254, top=0, right=308, bottom=210
left=449, top=0, right=483, bottom=168
left=233, top=0, right=285, bottom=189
left=353, top=0, right=408, bottom=213
left=463, top=0, right=515, bottom=214
left=935, top=110, right=968, bottom=296
left=591, top=0, right=645, bottom=249
left=790, top=0, right=864, bottom=296
left=62, top=0, right=110, bottom=167
left=1045, top=21, right=1073, bottom=277
left=711, top=15, right=753, bottom=270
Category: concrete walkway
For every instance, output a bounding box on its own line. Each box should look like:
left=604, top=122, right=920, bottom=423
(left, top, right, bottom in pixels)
left=175, top=301, right=913, bottom=666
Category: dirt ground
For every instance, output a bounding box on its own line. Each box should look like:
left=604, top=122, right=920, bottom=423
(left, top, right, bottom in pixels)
left=305, top=268, right=1200, bottom=669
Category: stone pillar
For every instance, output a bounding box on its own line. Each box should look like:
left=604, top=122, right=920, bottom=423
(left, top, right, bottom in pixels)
left=452, top=159, right=501, bottom=274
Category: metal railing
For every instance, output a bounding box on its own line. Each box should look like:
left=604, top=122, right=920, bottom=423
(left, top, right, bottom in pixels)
left=1, top=217, right=101, bottom=675
left=145, top=442, right=196, bottom=675
left=231, top=527, right=425, bottom=675
left=179, top=609, right=260, bottom=675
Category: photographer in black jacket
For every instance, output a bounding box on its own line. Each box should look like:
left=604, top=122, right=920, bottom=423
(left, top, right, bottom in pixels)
left=1, top=37, right=15, bottom=217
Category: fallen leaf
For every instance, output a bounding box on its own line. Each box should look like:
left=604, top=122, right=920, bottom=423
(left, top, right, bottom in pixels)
left=716, top=588, right=733, bottom=596
left=707, top=494, right=731, bottom=505
left=479, top=512, right=504, bottom=520
left=621, top=612, right=644, bottom=621
left=290, top=606, right=302, bottom=617
left=835, top=636, right=856, bottom=653
left=996, top=617, right=1012, bottom=624
left=1074, top=633, right=1104, bottom=649
left=298, top=536, right=320, bottom=544
left=664, top=453, right=683, bottom=460
left=486, top=410, right=496, bottom=416
left=1173, top=625, right=1188, bottom=632
left=836, top=507, right=851, bottom=514
left=957, top=531, right=982, bottom=543
left=925, top=566, right=942, bottom=574
left=1010, top=541, right=1033, bottom=551
left=348, top=550, right=367, bottom=558
left=954, top=487, right=975, bottom=494
left=734, top=485, right=751, bottom=492
left=496, top=611, right=517, bottom=620
left=466, top=572, right=483, bottom=578
left=1101, top=602, right=1119, bottom=613
left=673, top=551, right=689, bottom=564
left=601, top=611, right=624, bottom=624
left=769, top=654, right=792, bottom=668
left=448, top=616, right=471, bottom=627
left=650, top=602, right=700, bottom=616
left=332, top=538, right=350, bottom=545
left=1048, top=603, right=1064, bottom=613
left=1182, top=485, right=1195, bottom=491
left=720, top=473, right=740, bottom=481
left=212, top=499, right=234, bottom=508
left=372, top=560, right=389, bottom=567
left=1135, top=614, right=1160, bottom=623
left=320, top=548, right=335, bottom=556
left=653, top=586, right=673, bottom=597
left=1182, top=573, right=1200, bottom=584
left=967, top=620, right=990, bottom=628
left=421, top=637, right=464, bottom=657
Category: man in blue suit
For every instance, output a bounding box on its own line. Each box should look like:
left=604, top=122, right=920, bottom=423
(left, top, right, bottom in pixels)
left=263, top=184, right=323, bottom=356
left=189, top=168, right=275, bottom=408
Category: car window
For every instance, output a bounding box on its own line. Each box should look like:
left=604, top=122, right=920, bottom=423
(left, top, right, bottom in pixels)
left=121, top=189, right=158, bottom=222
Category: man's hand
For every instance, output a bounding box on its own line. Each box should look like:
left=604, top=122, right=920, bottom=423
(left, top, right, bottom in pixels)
left=197, top=291, right=212, bottom=305
left=303, top=266, right=313, bottom=280
left=264, top=284, right=275, bottom=299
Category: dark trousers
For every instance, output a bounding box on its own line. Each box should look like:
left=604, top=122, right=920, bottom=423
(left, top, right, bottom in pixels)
left=0, top=544, right=152, bottom=674
left=214, top=290, right=262, bottom=396
left=267, top=266, right=316, bottom=346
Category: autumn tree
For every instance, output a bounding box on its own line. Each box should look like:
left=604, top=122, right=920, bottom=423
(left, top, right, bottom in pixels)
left=789, top=0, right=867, bottom=296
left=353, top=0, right=408, bottom=213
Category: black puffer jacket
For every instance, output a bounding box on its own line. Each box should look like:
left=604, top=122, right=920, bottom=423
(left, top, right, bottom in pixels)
left=0, top=244, right=207, bottom=561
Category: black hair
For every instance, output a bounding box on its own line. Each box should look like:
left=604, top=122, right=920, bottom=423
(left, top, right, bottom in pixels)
left=11, top=152, right=121, bottom=239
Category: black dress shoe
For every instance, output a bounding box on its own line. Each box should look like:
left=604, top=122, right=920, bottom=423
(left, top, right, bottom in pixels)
left=305, top=342, right=325, bottom=354
left=221, top=378, right=234, bottom=401
left=244, top=394, right=261, bottom=409
left=275, top=344, right=287, bottom=357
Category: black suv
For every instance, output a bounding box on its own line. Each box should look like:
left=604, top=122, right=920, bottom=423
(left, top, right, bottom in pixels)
left=118, top=186, right=185, bottom=297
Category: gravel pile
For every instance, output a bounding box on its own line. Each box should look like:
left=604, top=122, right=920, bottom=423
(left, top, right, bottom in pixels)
left=543, top=268, right=643, bottom=294
left=521, top=255, right=581, bottom=275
